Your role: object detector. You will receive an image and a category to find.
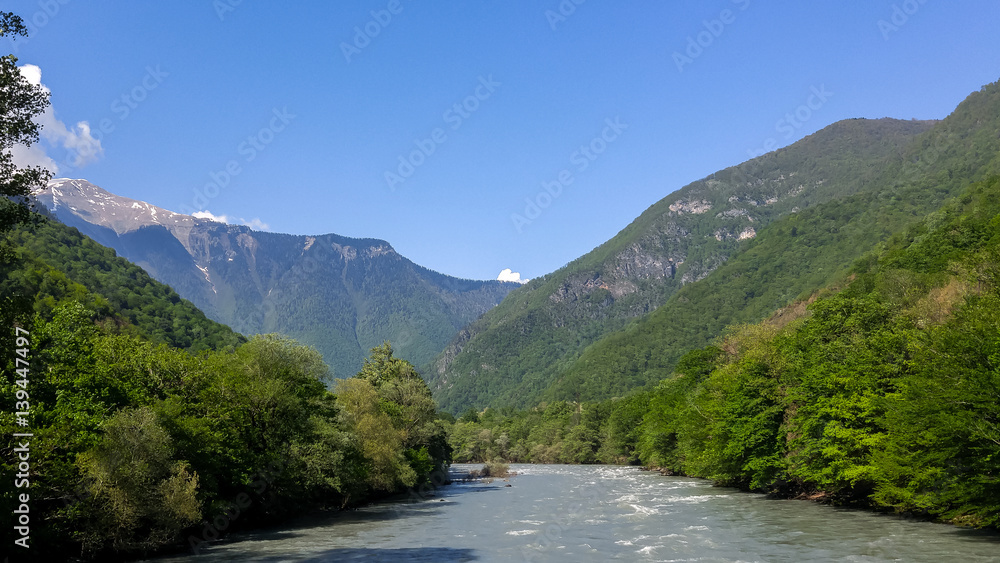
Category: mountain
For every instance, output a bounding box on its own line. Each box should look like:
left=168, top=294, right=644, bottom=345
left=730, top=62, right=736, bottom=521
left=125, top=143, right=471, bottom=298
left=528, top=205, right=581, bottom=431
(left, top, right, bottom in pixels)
left=425, top=117, right=937, bottom=412
left=429, top=79, right=1000, bottom=414
left=33, top=180, right=518, bottom=378
left=548, top=80, right=1000, bottom=404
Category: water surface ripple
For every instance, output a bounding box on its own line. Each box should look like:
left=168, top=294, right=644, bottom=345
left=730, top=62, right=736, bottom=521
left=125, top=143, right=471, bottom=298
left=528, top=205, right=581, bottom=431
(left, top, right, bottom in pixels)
left=150, top=464, right=1000, bottom=562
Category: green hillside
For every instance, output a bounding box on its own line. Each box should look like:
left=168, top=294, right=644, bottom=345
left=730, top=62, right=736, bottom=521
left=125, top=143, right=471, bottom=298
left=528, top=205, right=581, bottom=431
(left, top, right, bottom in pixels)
left=427, top=118, right=937, bottom=412
left=631, top=174, right=1000, bottom=525
left=429, top=79, right=1000, bottom=413
left=1, top=216, right=244, bottom=353
left=547, top=80, right=1000, bottom=403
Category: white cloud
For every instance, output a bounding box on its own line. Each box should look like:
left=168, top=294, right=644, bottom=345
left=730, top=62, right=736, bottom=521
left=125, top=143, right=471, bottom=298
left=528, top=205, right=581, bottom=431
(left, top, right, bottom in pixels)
left=192, top=210, right=270, bottom=231
left=9, top=143, right=58, bottom=171
left=192, top=210, right=230, bottom=223
left=498, top=268, right=529, bottom=284
left=241, top=217, right=270, bottom=231
left=9, top=64, right=104, bottom=174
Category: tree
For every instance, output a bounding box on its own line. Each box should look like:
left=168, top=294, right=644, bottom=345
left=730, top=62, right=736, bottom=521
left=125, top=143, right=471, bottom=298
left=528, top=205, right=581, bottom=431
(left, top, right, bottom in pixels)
left=1, top=11, right=51, bottom=236
left=1, top=11, right=51, bottom=331
left=335, top=377, right=414, bottom=491
left=77, top=407, right=201, bottom=555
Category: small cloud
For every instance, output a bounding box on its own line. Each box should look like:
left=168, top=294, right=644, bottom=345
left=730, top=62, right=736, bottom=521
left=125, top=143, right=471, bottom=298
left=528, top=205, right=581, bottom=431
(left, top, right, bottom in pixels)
left=192, top=210, right=230, bottom=223
left=241, top=217, right=270, bottom=231
left=191, top=210, right=269, bottom=231
left=498, top=268, right=529, bottom=284
left=10, top=65, right=104, bottom=174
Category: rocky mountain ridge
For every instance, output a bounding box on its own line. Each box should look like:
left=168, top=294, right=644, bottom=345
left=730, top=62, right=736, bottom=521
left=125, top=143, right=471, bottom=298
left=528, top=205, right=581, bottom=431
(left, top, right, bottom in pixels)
left=35, top=179, right=518, bottom=378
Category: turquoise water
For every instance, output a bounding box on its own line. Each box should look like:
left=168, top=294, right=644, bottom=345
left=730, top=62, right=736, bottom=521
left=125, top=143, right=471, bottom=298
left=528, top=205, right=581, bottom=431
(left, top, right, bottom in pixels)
left=149, top=464, right=1000, bottom=562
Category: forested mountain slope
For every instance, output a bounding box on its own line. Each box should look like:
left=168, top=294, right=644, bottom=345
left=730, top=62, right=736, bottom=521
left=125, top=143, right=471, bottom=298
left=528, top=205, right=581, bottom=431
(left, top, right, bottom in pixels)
left=427, top=118, right=937, bottom=412
left=431, top=79, right=1000, bottom=414
left=548, top=79, right=1000, bottom=404
left=1, top=215, right=243, bottom=352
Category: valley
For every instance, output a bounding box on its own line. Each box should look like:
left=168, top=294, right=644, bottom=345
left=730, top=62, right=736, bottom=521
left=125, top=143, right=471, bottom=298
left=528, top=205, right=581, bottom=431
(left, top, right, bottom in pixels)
left=2, top=4, right=999, bottom=560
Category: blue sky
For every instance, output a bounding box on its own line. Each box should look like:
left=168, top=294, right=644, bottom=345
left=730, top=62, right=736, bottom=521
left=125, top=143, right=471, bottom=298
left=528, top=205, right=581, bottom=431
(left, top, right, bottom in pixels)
left=5, top=1, right=1000, bottom=281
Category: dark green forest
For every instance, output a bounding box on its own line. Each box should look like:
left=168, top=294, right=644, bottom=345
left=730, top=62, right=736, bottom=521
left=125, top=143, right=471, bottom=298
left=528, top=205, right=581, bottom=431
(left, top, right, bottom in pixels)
left=2, top=217, right=244, bottom=353
left=2, top=218, right=451, bottom=560
left=448, top=176, right=1000, bottom=528
left=1, top=283, right=450, bottom=560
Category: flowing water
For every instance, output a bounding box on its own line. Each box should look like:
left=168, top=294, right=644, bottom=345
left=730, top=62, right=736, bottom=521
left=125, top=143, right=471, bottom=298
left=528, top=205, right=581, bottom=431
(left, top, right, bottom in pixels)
left=150, top=464, right=1000, bottom=562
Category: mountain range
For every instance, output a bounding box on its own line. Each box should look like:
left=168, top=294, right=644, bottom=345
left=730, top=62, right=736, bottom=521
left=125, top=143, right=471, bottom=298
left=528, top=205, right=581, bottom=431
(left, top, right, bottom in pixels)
left=29, top=79, right=1000, bottom=413
left=33, top=180, right=518, bottom=378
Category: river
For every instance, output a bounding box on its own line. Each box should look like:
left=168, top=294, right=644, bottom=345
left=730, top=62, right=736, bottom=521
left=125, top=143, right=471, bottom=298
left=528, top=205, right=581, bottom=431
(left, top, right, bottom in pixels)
left=149, top=464, right=1000, bottom=562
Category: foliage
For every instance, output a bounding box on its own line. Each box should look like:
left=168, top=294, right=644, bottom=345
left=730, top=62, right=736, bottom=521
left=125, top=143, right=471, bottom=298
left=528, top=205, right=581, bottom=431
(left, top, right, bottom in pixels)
left=455, top=176, right=1000, bottom=532
left=0, top=10, right=50, bottom=236
left=430, top=80, right=1000, bottom=414
left=628, top=177, right=1000, bottom=525
left=76, top=407, right=201, bottom=554
left=428, top=118, right=942, bottom=413
left=0, top=303, right=451, bottom=560
left=448, top=399, right=629, bottom=465
left=548, top=80, right=1000, bottom=408
left=2, top=216, right=244, bottom=352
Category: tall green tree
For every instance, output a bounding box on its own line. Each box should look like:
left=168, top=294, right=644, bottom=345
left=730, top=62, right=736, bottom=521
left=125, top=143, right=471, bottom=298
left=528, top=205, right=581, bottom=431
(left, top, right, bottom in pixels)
left=0, top=11, right=50, bottom=236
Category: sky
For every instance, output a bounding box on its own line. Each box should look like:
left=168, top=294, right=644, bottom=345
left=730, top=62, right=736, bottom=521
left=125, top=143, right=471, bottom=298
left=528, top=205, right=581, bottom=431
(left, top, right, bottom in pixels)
left=5, top=1, right=1000, bottom=282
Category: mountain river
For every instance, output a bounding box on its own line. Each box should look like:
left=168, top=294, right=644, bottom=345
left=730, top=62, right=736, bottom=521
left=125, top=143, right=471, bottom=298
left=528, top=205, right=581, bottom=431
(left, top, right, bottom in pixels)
left=148, top=464, right=1000, bottom=562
